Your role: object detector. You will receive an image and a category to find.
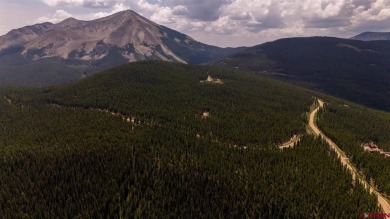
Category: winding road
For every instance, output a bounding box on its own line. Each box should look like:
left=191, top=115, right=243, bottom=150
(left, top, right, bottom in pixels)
left=6, top=95, right=390, bottom=212
left=309, top=99, right=390, bottom=213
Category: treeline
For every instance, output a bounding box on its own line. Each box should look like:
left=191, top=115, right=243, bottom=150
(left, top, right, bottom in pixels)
left=317, top=101, right=390, bottom=196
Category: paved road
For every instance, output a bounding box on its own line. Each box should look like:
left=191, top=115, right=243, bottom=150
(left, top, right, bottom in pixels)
left=309, top=99, right=390, bottom=213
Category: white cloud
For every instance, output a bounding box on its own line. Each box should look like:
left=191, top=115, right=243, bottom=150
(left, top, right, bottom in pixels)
left=34, top=2, right=131, bottom=23
left=172, top=5, right=188, bottom=16
left=137, top=0, right=160, bottom=12
left=150, top=7, right=174, bottom=24
left=41, top=0, right=116, bottom=8
left=4, top=0, right=390, bottom=47
left=344, top=0, right=390, bottom=33
left=377, top=8, right=390, bottom=20
left=37, top=0, right=358, bottom=39
left=41, top=0, right=82, bottom=7
left=301, top=0, right=344, bottom=18
left=0, top=24, right=7, bottom=36
left=204, top=16, right=237, bottom=35
left=90, top=3, right=130, bottom=19
left=36, top=9, right=73, bottom=23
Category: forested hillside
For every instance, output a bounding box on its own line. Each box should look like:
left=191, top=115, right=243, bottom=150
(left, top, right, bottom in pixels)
left=213, top=37, right=390, bottom=111
left=318, top=99, right=390, bottom=197
left=0, top=61, right=380, bottom=217
left=20, top=61, right=314, bottom=145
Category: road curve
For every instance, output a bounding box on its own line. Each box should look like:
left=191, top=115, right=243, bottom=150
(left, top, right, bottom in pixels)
left=309, top=99, right=390, bottom=213
left=278, top=135, right=301, bottom=149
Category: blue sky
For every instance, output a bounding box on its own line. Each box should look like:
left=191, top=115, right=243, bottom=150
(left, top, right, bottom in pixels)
left=1, top=0, right=390, bottom=47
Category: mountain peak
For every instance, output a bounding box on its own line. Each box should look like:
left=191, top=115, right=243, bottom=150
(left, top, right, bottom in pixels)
left=116, top=9, right=135, bottom=15
left=56, top=17, right=85, bottom=28
left=98, top=9, right=145, bottom=23
left=351, top=31, right=390, bottom=41
left=0, top=9, right=241, bottom=86
left=0, top=22, right=54, bottom=50
left=62, top=17, right=79, bottom=22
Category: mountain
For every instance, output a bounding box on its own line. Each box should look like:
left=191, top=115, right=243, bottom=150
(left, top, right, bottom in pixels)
left=212, top=37, right=390, bottom=111
left=0, top=22, right=54, bottom=51
left=0, top=61, right=382, bottom=217
left=0, top=10, right=241, bottom=86
left=351, top=32, right=390, bottom=41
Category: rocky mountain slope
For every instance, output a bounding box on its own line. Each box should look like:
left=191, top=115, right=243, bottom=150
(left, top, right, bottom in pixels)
left=0, top=10, right=241, bottom=86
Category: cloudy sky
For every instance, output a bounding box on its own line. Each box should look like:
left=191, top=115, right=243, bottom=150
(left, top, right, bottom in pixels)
left=1, top=0, right=390, bottom=47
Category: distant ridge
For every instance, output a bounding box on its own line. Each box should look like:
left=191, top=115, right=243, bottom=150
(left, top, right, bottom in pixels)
left=211, top=36, right=390, bottom=111
left=351, top=31, right=390, bottom=41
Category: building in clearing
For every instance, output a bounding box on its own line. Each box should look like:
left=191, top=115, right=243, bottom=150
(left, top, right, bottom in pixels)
left=200, top=73, right=223, bottom=84
left=362, top=141, right=390, bottom=158
left=362, top=141, right=379, bottom=152
left=202, top=108, right=211, bottom=118
left=207, top=75, right=214, bottom=82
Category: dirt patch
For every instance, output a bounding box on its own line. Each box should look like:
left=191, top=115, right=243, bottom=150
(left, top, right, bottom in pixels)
left=200, top=75, right=223, bottom=84
left=278, top=135, right=302, bottom=149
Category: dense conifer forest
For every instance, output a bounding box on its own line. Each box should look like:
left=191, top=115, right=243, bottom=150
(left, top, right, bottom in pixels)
left=318, top=99, right=390, bottom=197
left=213, top=37, right=390, bottom=111
left=0, top=61, right=382, bottom=217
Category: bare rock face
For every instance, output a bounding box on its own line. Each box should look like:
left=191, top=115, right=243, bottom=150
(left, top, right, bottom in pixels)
left=0, top=10, right=241, bottom=86
left=0, top=22, right=54, bottom=51
left=0, top=10, right=216, bottom=63
left=4, top=10, right=184, bottom=62
left=55, top=17, right=86, bottom=29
